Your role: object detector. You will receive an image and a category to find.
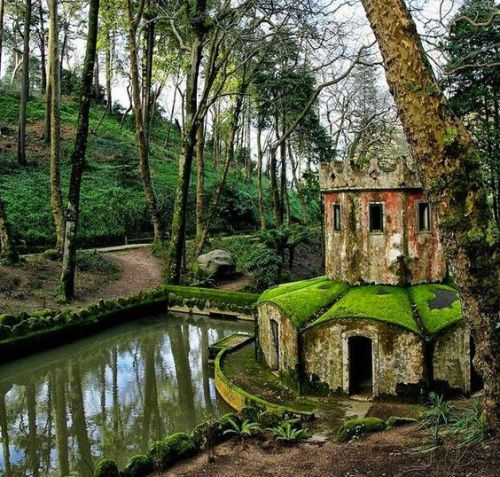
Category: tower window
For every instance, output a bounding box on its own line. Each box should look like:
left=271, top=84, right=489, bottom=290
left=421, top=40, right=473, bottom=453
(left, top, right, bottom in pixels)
left=417, top=202, right=431, bottom=232
left=369, top=203, right=384, bottom=232
left=333, top=203, right=341, bottom=232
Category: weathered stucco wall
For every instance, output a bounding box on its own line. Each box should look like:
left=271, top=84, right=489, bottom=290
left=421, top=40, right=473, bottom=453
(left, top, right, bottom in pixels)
left=302, top=319, right=424, bottom=397
left=323, top=190, right=445, bottom=285
left=258, top=303, right=298, bottom=377
left=433, top=323, right=470, bottom=393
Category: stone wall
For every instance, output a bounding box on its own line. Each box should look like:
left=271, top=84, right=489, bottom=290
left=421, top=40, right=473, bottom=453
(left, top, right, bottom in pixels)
left=302, top=318, right=424, bottom=397
left=258, top=303, right=299, bottom=378
left=433, top=322, right=470, bottom=393
left=323, top=190, right=445, bottom=285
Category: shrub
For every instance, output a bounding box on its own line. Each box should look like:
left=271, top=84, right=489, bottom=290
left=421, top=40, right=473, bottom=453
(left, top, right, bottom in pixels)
left=240, top=405, right=262, bottom=423
left=148, top=432, right=195, bottom=470
left=268, top=421, right=308, bottom=443
left=121, top=455, right=153, bottom=477
left=247, top=246, right=282, bottom=291
left=420, top=392, right=455, bottom=428
left=76, top=250, right=120, bottom=276
left=451, top=399, right=490, bottom=447
left=0, top=314, right=21, bottom=328
left=337, top=417, right=387, bottom=442
left=257, top=409, right=285, bottom=428
left=94, top=459, right=119, bottom=477
left=222, top=418, right=260, bottom=441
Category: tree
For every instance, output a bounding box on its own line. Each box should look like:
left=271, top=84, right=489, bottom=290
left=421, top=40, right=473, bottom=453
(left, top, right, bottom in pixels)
left=17, top=0, right=32, bottom=166
left=48, top=0, right=64, bottom=251
left=0, top=0, right=5, bottom=82
left=442, top=0, right=500, bottom=226
left=0, top=194, right=18, bottom=264
left=125, top=0, right=164, bottom=242
left=60, top=0, right=100, bottom=301
left=359, top=0, right=499, bottom=429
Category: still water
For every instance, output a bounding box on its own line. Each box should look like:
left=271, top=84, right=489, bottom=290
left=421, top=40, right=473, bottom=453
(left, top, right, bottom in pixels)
left=0, top=313, right=253, bottom=476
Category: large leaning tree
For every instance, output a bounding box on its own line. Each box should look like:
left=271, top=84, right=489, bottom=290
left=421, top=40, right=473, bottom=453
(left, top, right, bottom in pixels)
left=358, top=0, right=499, bottom=428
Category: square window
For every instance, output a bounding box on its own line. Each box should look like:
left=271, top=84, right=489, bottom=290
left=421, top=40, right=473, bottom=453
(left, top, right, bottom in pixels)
left=369, top=203, right=384, bottom=232
left=417, top=202, right=431, bottom=232
left=333, top=203, right=341, bottom=231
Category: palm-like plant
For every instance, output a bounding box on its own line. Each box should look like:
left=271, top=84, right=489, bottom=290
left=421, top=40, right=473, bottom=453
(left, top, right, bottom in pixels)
left=268, top=422, right=308, bottom=443
left=222, top=418, right=260, bottom=441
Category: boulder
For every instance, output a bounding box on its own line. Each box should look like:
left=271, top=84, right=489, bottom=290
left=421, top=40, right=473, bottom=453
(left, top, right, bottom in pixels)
left=197, top=249, right=236, bottom=278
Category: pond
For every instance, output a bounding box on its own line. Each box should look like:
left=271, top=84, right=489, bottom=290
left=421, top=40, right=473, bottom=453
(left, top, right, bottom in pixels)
left=0, top=312, right=253, bottom=476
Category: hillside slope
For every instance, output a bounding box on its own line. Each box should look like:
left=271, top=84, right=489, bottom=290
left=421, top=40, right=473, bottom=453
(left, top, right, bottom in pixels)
left=0, top=92, right=318, bottom=251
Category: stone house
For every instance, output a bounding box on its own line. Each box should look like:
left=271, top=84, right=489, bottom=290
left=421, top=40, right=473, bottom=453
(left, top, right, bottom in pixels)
left=257, top=158, right=479, bottom=399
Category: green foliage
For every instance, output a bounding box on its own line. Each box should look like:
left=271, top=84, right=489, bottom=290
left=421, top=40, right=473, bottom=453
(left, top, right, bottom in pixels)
left=420, top=392, right=455, bottom=428
left=337, top=417, right=386, bottom=442
left=268, top=421, right=308, bottom=442
left=148, top=433, right=195, bottom=470
left=121, top=455, right=153, bottom=477
left=257, top=409, right=285, bottom=428
left=247, top=246, right=283, bottom=291
left=191, top=416, right=222, bottom=452
left=222, top=418, right=260, bottom=440
left=451, top=399, right=490, bottom=447
left=94, top=459, right=119, bottom=477
left=76, top=250, right=120, bottom=276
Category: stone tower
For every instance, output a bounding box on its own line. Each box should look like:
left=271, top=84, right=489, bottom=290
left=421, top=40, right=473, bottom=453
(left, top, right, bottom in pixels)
left=320, top=157, right=446, bottom=285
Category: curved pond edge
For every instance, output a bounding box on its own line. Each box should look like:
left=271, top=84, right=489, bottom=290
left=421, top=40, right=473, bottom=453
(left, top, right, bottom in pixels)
left=214, top=344, right=314, bottom=418
left=0, top=285, right=258, bottom=363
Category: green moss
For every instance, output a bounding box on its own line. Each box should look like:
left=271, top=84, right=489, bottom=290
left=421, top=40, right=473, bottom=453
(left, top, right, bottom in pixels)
left=94, top=459, right=119, bottom=477
left=337, top=417, right=386, bottom=442
left=260, top=279, right=349, bottom=328
left=121, top=455, right=153, bottom=477
left=165, top=285, right=258, bottom=309
left=408, top=284, right=462, bottom=334
left=258, top=276, right=328, bottom=303
left=311, top=285, right=419, bottom=333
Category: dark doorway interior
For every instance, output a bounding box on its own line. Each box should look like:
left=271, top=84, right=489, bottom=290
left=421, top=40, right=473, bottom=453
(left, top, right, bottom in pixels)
left=349, top=336, right=373, bottom=396
left=270, top=319, right=280, bottom=371
left=470, top=337, right=483, bottom=393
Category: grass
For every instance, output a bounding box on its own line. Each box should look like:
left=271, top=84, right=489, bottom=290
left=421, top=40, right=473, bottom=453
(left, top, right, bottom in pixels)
left=258, top=276, right=328, bottom=303
left=260, top=279, right=349, bottom=328
left=312, top=285, right=420, bottom=333
left=408, top=284, right=462, bottom=334
left=0, top=91, right=319, bottom=250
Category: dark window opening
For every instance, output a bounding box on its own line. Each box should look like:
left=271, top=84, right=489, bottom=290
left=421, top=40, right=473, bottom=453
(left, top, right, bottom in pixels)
left=333, top=203, right=341, bottom=231
left=369, top=203, right=384, bottom=232
left=470, top=337, right=484, bottom=393
left=348, top=336, right=373, bottom=396
left=270, top=319, right=280, bottom=371
left=417, top=202, right=431, bottom=232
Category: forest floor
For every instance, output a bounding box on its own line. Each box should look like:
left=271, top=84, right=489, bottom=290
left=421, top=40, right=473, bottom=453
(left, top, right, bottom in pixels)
left=160, top=424, right=500, bottom=477
left=0, top=247, right=163, bottom=313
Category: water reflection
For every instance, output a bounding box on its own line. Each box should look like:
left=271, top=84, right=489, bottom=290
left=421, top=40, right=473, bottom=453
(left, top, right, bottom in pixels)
left=0, top=313, right=252, bottom=475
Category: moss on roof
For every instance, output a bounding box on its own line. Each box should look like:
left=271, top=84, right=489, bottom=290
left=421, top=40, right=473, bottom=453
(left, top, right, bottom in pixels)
left=408, top=284, right=462, bottom=334
left=258, top=276, right=328, bottom=303
left=259, top=279, right=348, bottom=328
left=311, top=285, right=420, bottom=333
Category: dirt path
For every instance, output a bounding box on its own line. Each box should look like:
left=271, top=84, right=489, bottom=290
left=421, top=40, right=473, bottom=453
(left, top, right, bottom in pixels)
left=161, top=426, right=499, bottom=477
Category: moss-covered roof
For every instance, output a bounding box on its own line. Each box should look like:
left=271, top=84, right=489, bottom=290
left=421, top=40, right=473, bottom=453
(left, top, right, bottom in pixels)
left=258, top=278, right=462, bottom=335
left=408, top=284, right=462, bottom=334
left=311, top=285, right=418, bottom=333
left=258, top=278, right=349, bottom=328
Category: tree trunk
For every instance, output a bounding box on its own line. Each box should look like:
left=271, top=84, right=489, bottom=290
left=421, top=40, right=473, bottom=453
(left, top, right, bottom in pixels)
left=38, top=1, right=47, bottom=94
left=0, top=0, right=5, bottom=81
left=126, top=0, right=164, bottom=242
left=280, top=125, right=289, bottom=225
left=0, top=194, right=18, bottom=264
left=195, top=121, right=205, bottom=242
left=360, top=0, right=500, bottom=429
left=48, top=0, right=64, bottom=252
left=17, top=0, right=32, bottom=166
left=105, top=30, right=112, bottom=112
left=257, top=124, right=266, bottom=230
left=60, top=0, right=100, bottom=301
left=165, top=34, right=203, bottom=283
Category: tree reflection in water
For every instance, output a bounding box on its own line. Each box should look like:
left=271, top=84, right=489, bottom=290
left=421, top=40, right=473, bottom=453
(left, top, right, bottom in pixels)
left=0, top=313, right=251, bottom=475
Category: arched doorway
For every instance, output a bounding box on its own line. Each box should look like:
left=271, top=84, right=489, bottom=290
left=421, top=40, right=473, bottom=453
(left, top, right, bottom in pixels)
left=348, top=336, right=373, bottom=396
left=470, top=337, right=483, bottom=394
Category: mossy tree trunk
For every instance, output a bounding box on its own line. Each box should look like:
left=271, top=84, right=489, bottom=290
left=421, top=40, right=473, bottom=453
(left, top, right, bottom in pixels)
left=195, top=121, right=205, bottom=244
left=360, top=0, right=500, bottom=429
left=17, top=0, right=32, bottom=166
left=0, top=0, right=4, bottom=82
left=257, top=123, right=266, bottom=230
left=0, top=194, right=18, bottom=264
left=60, top=0, right=100, bottom=301
left=48, top=0, right=64, bottom=252
left=126, top=0, right=164, bottom=242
